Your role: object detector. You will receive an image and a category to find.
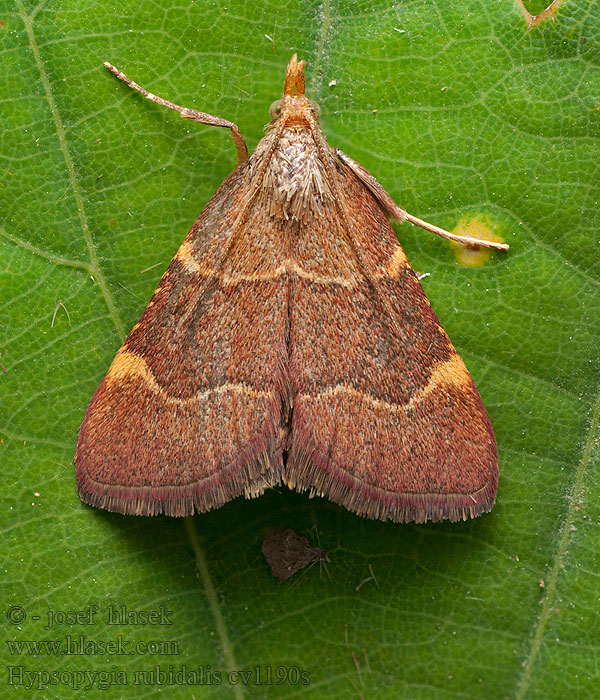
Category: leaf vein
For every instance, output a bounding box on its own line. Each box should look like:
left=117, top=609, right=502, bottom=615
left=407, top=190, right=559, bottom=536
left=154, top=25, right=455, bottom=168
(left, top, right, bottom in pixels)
left=514, top=376, right=600, bottom=696
left=15, top=0, right=125, bottom=340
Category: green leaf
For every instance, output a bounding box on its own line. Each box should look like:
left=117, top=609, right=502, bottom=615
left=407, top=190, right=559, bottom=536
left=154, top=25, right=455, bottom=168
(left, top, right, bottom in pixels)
left=2, top=0, right=599, bottom=698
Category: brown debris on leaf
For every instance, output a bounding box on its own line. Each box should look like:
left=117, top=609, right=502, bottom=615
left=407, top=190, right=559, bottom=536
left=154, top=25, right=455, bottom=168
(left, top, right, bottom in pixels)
left=262, top=528, right=328, bottom=583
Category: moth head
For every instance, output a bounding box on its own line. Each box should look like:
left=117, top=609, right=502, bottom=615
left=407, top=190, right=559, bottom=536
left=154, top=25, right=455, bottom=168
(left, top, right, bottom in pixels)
left=269, top=54, right=320, bottom=127
left=269, top=98, right=321, bottom=123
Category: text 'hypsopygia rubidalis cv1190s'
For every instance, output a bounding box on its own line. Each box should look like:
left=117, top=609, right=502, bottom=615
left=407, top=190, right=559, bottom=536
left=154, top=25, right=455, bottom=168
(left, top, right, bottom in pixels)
left=75, top=56, right=508, bottom=523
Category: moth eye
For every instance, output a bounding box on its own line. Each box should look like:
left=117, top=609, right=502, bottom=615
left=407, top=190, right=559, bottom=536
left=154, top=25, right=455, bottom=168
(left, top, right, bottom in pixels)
left=269, top=99, right=282, bottom=120
left=309, top=100, right=321, bottom=121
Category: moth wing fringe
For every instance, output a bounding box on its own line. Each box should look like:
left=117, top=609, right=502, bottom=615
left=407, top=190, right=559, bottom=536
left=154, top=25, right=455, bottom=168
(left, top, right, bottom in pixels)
left=285, top=434, right=497, bottom=523
left=76, top=439, right=284, bottom=517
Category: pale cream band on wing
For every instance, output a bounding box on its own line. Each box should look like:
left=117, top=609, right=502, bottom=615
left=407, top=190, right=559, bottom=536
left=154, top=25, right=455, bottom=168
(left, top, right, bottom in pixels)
left=299, top=353, right=472, bottom=414
left=174, top=239, right=409, bottom=287
left=105, top=347, right=470, bottom=413
left=105, top=349, right=273, bottom=405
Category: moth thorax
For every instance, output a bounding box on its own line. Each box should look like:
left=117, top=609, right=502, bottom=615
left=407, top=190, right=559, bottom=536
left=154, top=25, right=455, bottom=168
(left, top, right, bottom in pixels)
left=263, top=129, right=333, bottom=222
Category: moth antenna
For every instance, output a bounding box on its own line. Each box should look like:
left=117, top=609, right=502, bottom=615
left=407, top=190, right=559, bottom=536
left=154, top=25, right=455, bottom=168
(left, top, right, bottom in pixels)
left=103, top=62, right=249, bottom=164
left=335, top=148, right=509, bottom=251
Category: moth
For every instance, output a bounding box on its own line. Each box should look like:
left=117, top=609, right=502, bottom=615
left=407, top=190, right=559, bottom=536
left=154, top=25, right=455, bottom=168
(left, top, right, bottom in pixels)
left=75, top=56, right=507, bottom=523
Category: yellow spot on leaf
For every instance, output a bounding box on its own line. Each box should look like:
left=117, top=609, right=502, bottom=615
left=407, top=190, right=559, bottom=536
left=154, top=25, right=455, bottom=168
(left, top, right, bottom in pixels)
left=517, top=0, right=563, bottom=28
left=450, top=216, right=505, bottom=267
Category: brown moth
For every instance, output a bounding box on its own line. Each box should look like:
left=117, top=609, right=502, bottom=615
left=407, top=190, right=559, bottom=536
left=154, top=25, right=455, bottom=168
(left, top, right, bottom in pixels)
left=75, top=56, right=508, bottom=522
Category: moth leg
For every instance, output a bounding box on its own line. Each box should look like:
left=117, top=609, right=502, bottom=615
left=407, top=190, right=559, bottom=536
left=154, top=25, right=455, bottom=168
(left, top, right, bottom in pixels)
left=335, top=148, right=509, bottom=251
left=104, top=62, right=249, bottom=165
